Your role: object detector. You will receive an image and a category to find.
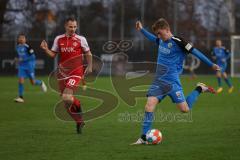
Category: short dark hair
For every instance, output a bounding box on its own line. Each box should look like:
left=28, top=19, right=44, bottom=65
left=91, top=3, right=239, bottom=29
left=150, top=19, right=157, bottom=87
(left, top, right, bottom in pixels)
left=65, top=17, right=77, bottom=24
left=152, top=18, right=170, bottom=32
left=17, top=33, right=26, bottom=38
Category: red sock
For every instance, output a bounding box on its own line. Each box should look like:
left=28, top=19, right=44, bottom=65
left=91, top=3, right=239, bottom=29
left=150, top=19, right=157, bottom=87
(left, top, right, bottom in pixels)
left=73, top=96, right=81, bottom=109
left=65, top=103, right=83, bottom=123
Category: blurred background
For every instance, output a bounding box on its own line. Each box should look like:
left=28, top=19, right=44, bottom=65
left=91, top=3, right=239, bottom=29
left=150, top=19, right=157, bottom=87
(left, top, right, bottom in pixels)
left=0, top=0, right=240, bottom=76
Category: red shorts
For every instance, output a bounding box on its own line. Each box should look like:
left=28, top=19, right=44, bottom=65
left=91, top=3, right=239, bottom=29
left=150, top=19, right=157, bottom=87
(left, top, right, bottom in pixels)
left=57, top=66, right=84, bottom=94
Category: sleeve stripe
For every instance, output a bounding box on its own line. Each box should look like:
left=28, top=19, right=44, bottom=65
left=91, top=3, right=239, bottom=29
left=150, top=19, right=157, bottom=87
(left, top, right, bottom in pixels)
left=171, top=37, right=181, bottom=42
left=172, top=36, right=193, bottom=53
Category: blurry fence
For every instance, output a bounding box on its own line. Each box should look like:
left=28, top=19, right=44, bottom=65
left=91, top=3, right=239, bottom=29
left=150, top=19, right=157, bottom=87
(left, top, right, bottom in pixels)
left=0, top=38, right=231, bottom=76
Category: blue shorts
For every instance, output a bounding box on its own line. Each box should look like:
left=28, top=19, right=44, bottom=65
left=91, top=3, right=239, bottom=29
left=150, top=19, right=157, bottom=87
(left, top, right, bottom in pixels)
left=18, top=67, right=35, bottom=79
left=147, top=79, right=185, bottom=104
left=218, top=63, right=227, bottom=73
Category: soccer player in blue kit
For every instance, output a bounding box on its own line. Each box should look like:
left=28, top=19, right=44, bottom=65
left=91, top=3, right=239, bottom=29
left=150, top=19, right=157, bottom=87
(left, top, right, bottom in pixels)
left=14, top=34, right=47, bottom=103
left=212, top=39, right=234, bottom=93
left=132, top=18, right=220, bottom=145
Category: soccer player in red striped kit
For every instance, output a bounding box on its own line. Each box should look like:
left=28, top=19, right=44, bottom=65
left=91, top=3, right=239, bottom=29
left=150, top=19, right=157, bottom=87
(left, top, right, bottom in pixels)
left=40, top=17, right=92, bottom=134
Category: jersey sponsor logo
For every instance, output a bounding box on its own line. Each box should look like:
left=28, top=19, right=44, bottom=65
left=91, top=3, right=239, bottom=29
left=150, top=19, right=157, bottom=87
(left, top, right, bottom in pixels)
left=60, top=43, right=64, bottom=46
left=61, top=47, right=75, bottom=53
left=159, top=46, right=171, bottom=54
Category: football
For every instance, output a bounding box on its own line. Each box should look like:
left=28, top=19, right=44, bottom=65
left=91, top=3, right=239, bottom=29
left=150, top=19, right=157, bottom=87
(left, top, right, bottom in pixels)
left=146, top=129, right=162, bottom=144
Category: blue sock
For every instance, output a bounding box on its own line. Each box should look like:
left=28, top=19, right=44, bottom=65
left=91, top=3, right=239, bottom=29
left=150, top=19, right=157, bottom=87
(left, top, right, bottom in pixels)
left=217, top=77, right=222, bottom=87
left=34, top=80, right=42, bottom=86
left=186, top=86, right=202, bottom=109
left=18, top=83, right=24, bottom=98
left=224, top=78, right=232, bottom=87
left=142, top=112, right=154, bottom=136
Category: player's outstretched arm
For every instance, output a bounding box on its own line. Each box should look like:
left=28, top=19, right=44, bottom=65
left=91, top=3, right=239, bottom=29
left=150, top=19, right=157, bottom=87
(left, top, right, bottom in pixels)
left=191, top=48, right=220, bottom=71
left=136, top=21, right=157, bottom=43
left=40, top=40, right=56, bottom=58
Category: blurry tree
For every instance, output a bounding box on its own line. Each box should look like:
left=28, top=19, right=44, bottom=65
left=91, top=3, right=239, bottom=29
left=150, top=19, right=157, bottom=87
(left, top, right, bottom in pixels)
left=236, top=0, right=240, bottom=33
left=2, top=0, right=34, bottom=38
left=0, top=0, right=238, bottom=46
left=195, top=0, right=235, bottom=33
left=0, top=0, right=8, bottom=37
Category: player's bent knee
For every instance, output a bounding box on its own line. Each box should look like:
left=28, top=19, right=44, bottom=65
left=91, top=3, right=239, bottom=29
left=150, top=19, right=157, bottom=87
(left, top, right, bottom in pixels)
left=145, top=100, right=157, bottom=112
left=62, top=94, right=72, bottom=104
left=19, top=78, right=24, bottom=83
left=223, top=73, right=227, bottom=79
left=217, top=71, right=221, bottom=75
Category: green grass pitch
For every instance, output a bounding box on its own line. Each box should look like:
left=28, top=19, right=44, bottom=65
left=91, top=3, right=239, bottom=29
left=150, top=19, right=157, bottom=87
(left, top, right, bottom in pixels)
left=0, top=76, right=239, bottom=160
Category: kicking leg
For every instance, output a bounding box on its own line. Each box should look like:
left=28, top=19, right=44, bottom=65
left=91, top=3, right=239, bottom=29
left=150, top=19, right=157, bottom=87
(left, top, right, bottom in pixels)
left=62, top=88, right=84, bottom=134
left=185, top=82, right=216, bottom=110
left=29, top=72, right=47, bottom=92
left=30, top=79, right=47, bottom=92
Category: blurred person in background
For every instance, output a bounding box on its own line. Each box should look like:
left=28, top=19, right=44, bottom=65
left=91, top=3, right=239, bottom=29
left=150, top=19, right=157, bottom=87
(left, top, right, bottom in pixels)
left=14, top=34, right=47, bottom=103
left=212, top=39, right=234, bottom=93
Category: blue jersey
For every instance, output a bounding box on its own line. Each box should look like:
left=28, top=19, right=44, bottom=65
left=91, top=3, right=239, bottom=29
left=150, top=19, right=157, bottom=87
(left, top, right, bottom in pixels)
left=140, top=28, right=213, bottom=79
left=155, top=37, right=191, bottom=81
left=212, top=47, right=230, bottom=65
left=16, top=44, right=35, bottom=69
left=140, top=28, right=214, bottom=103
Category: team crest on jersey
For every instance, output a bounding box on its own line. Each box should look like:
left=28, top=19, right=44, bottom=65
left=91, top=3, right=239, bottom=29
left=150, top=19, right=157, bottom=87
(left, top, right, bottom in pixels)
left=73, top=42, right=78, bottom=47
left=168, top=42, right=173, bottom=48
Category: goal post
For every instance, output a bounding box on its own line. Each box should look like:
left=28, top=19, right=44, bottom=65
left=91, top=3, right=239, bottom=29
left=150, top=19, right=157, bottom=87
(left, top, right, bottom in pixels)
left=231, top=35, right=240, bottom=77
